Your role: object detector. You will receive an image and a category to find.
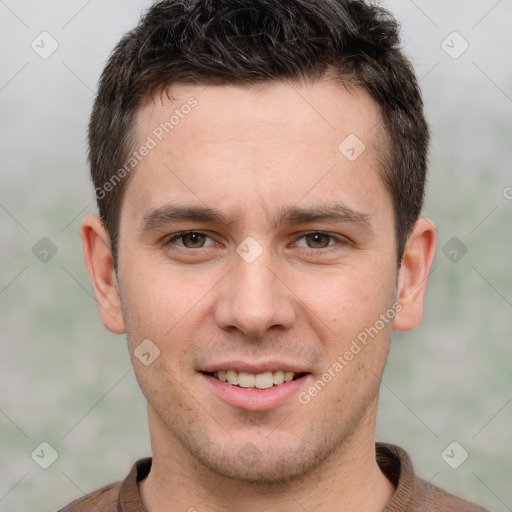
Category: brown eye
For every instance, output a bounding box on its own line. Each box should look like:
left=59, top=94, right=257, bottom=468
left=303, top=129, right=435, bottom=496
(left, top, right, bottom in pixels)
left=166, top=232, right=211, bottom=249
left=304, top=233, right=333, bottom=248
left=180, top=232, right=207, bottom=248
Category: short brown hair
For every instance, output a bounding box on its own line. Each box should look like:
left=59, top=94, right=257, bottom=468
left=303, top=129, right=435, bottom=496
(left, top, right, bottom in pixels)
left=88, top=0, right=429, bottom=267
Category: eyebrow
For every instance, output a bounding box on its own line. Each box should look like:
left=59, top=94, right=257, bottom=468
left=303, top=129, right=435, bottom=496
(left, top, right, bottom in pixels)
left=279, top=202, right=372, bottom=229
left=139, top=201, right=373, bottom=235
left=140, top=205, right=231, bottom=234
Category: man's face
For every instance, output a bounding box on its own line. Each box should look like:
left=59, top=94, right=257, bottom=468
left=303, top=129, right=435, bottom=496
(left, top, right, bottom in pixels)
left=116, top=80, right=399, bottom=481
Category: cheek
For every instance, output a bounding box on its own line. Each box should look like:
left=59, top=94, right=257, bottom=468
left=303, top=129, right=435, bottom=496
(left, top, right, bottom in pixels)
left=119, top=255, right=219, bottom=354
left=291, top=261, right=396, bottom=338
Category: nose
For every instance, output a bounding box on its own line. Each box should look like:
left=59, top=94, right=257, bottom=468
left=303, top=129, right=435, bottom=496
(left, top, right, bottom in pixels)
left=214, top=244, right=296, bottom=338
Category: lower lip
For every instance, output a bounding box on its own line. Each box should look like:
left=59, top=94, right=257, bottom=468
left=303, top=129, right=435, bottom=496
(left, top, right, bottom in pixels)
left=201, top=373, right=311, bottom=411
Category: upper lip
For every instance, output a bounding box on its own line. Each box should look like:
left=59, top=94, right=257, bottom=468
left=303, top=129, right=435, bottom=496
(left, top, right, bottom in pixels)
left=200, top=361, right=311, bottom=374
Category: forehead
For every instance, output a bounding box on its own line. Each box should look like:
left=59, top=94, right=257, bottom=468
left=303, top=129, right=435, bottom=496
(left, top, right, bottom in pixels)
left=123, top=79, right=390, bottom=227
left=137, top=79, right=383, bottom=151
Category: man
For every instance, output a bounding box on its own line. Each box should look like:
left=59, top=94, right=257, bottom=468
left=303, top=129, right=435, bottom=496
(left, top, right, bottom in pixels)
left=59, top=0, right=490, bottom=510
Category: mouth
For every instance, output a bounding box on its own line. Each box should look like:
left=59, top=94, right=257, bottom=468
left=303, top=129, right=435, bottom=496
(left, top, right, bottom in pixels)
left=202, top=370, right=307, bottom=390
left=200, top=363, right=312, bottom=410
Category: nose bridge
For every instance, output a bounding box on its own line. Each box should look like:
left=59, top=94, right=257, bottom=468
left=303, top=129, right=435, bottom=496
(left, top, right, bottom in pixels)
left=235, top=244, right=276, bottom=302
left=215, top=239, right=295, bottom=337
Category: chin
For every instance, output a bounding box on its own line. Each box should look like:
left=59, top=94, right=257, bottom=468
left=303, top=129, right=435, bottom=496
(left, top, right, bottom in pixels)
left=185, top=435, right=333, bottom=485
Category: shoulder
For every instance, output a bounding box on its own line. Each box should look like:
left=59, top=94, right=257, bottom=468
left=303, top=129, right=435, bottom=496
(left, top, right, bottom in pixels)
left=376, top=443, right=491, bottom=512
left=412, top=477, right=491, bottom=512
left=56, top=457, right=151, bottom=512
left=57, top=481, right=121, bottom=512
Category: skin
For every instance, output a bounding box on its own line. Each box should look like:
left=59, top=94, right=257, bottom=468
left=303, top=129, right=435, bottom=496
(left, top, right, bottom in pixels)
left=81, top=79, right=436, bottom=511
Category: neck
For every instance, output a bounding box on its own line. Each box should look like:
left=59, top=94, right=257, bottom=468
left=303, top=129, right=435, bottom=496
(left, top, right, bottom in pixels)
left=140, top=402, right=395, bottom=512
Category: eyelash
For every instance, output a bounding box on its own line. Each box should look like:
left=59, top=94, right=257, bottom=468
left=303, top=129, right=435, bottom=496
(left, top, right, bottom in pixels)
left=164, top=231, right=346, bottom=251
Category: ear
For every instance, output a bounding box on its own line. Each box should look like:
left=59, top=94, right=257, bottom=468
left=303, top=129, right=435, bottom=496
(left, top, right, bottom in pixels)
left=81, top=214, right=125, bottom=334
left=394, top=218, right=436, bottom=331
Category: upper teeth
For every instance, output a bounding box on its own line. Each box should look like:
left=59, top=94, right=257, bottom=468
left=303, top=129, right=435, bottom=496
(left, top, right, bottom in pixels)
left=214, top=370, right=295, bottom=389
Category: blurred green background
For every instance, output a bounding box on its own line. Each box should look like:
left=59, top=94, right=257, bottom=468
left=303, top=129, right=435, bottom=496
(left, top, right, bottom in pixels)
left=1, top=1, right=511, bottom=510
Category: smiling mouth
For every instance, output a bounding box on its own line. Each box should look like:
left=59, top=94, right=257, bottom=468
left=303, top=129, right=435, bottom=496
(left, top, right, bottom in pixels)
left=203, top=370, right=307, bottom=390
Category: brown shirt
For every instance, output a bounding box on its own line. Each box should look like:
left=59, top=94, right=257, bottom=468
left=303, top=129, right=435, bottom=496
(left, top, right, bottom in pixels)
left=58, top=443, right=490, bottom=511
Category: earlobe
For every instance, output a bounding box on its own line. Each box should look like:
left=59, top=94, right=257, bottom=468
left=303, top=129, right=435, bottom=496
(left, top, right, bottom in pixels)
left=81, top=214, right=125, bottom=334
left=394, top=218, right=437, bottom=332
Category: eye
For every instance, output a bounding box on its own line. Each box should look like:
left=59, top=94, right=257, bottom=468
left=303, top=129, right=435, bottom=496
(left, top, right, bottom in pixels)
left=166, top=231, right=215, bottom=249
left=294, top=232, right=342, bottom=249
